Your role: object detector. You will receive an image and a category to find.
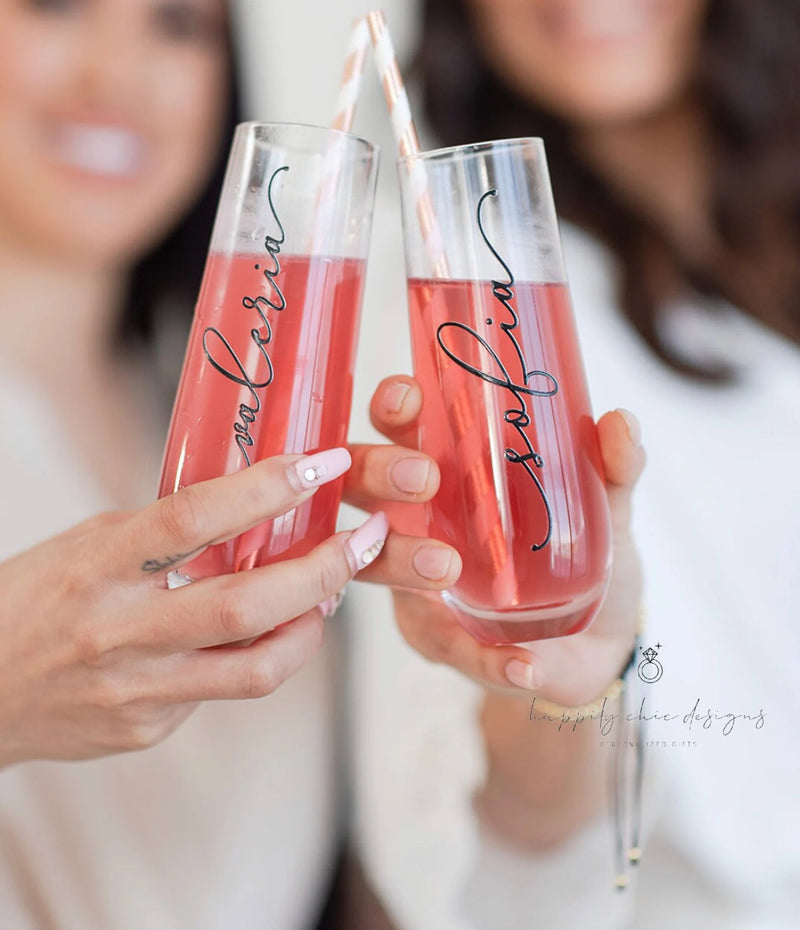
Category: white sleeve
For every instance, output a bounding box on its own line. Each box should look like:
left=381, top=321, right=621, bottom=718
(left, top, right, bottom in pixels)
left=459, top=816, right=634, bottom=930
left=345, top=580, right=658, bottom=930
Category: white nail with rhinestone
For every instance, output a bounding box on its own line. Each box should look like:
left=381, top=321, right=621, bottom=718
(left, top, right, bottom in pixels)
left=347, top=512, right=390, bottom=573
left=291, top=448, right=352, bottom=491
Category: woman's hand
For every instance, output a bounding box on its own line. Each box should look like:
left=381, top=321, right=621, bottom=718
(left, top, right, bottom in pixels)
left=0, top=440, right=453, bottom=767
left=369, top=375, right=646, bottom=846
left=368, top=375, right=646, bottom=704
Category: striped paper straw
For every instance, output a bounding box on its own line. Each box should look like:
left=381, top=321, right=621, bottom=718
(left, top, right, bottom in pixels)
left=366, top=12, right=517, bottom=609
left=309, top=18, right=372, bottom=256
left=365, top=10, right=447, bottom=275
left=332, top=17, right=370, bottom=133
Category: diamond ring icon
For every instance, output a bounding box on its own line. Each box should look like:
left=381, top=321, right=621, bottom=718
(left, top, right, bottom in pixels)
left=637, top=644, right=663, bottom=683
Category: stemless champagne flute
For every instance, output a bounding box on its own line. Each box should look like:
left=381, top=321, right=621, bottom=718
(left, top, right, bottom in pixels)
left=398, top=138, right=611, bottom=644
left=159, top=122, right=378, bottom=581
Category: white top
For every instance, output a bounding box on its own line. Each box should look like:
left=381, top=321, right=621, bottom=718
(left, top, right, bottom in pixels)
left=0, top=363, right=340, bottom=930
left=1, top=212, right=797, bottom=929
left=346, top=217, right=800, bottom=929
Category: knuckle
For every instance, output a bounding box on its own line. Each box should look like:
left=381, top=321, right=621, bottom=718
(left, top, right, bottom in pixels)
left=157, top=487, right=207, bottom=544
left=72, top=620, right=113, bottom=666
left=241, top=617, right=324, bottom=699
left=108, top=695, right=171, bottom=752
left=56, top=553, right=94, bottom=602
left=311, top=549, right=348, bottom=603
left=84, top=675, right=173, bottom=752
left=211, top=589, right=251, bottom=641
left=247, top=461, right=284, bottom=512
left=88, top=674, right=132, bottom=717
left=121, top=714, right=164, bottom=752
left=243, top=657, right=278, bottom=699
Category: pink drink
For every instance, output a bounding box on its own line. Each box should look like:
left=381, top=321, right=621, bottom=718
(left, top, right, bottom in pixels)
left=408, top=277, right=610, bottom=643
left=159, top=251, right=365, bottom=579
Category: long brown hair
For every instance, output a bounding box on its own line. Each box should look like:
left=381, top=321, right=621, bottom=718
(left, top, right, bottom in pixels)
left=419, top=0, right=800, bottom=379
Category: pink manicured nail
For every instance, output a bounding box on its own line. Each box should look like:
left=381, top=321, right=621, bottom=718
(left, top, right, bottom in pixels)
left=383, top=381, right=411, bottom=414
left=616, top=408, right=642, bottom=447
left=290, top=448, right=351, bottom=491
left=346, top=511, right=389, bottom=572
left=412, top=545, right=455, bottom=581
left=505, top=659, right=538, bottom=690
left=390, top=457, right=431, bottom=495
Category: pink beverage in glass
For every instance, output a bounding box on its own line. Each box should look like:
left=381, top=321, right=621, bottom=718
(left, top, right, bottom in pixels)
left=399, top=139, right=611, bottom=644
left=159, top=252, right=365, bottom=578
left=408, top=277, right=609, bottom=644
left=158, top=123, right=377, bottom=581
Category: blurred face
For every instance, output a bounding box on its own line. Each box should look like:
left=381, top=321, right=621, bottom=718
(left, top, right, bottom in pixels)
left=0, top=0, right=229, bottom=266
left=466, top=0, right=708, bottom=127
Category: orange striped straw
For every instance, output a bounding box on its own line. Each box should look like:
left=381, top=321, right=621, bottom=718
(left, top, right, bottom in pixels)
left=308, top=18, right=371, bottom=255
left=332, top=17, right=371, bottom=134
left=365, top=10, right=448, bottom=275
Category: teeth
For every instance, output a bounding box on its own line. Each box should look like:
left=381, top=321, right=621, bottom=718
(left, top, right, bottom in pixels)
left=559, top=0, right=654, bottom=41
left=52, top=123, right=146, bottom=178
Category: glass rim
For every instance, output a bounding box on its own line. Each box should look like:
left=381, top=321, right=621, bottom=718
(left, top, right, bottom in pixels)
left=397, top=136, right=544, bottom=165
left=236, top=120, right=378, bottom=155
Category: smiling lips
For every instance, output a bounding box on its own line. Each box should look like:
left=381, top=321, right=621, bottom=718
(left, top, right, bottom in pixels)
left=50, top=122, right=147, bottom=179
left=540, top=0, right=666, bottom=43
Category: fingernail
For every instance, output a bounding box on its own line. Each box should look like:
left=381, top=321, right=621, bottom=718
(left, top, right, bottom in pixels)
left=412, top=545, right=455, bottom=581
left=616, top=408, right=642, bottom=447
left=319, top=589, right=345, bottom=618
left=505, top=658, right=538, bottom=690
left=383, top=381, right=411, bottom=414
left=390, top=457, right=431, bottom=495
left=345, top=511, right=389, bottom=573
left=290, top=448, right=351, bottom=491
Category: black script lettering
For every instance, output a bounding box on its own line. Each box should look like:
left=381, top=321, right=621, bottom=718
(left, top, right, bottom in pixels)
left=202, top=328, right=272, bottom=466
left=598, top=698, right=616, bottom=736
left=202, top=165, right=289, bottom=467
left=436, top=188, right=558, bottom=551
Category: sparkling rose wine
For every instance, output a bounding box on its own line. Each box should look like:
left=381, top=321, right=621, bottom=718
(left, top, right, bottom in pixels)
left=408, top=277, right=611, bottom=643
left=159, top=251, right=365, bottom=580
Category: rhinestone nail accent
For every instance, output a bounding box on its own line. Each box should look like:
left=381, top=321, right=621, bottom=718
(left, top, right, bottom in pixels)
left=360, top=538, right=385, bottom=566
left=304, top=465, right=323, bottom=483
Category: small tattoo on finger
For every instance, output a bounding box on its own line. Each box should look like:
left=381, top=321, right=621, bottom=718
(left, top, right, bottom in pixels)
left=141, top=544, right=206, bottom=574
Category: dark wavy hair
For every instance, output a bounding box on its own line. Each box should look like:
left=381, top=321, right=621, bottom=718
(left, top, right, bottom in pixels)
left=419, top=0, right=800, bottom=378
left=117, top=25, right=242, bottom=349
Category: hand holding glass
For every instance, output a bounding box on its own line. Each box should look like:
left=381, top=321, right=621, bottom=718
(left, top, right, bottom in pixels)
left=159, top=122, right=378, bottom=580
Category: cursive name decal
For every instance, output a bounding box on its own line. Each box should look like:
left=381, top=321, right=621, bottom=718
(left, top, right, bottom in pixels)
left=202, top=165, right=289, bottom=466
left=436, top=188, right=558, bottom=551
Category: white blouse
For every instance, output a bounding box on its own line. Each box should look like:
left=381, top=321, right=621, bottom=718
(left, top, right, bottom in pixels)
left=0, top=360, right=341, bottom=930
left=345, top=216, right=800, bottom=929
left=1, top=211, right=797, bottom=929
